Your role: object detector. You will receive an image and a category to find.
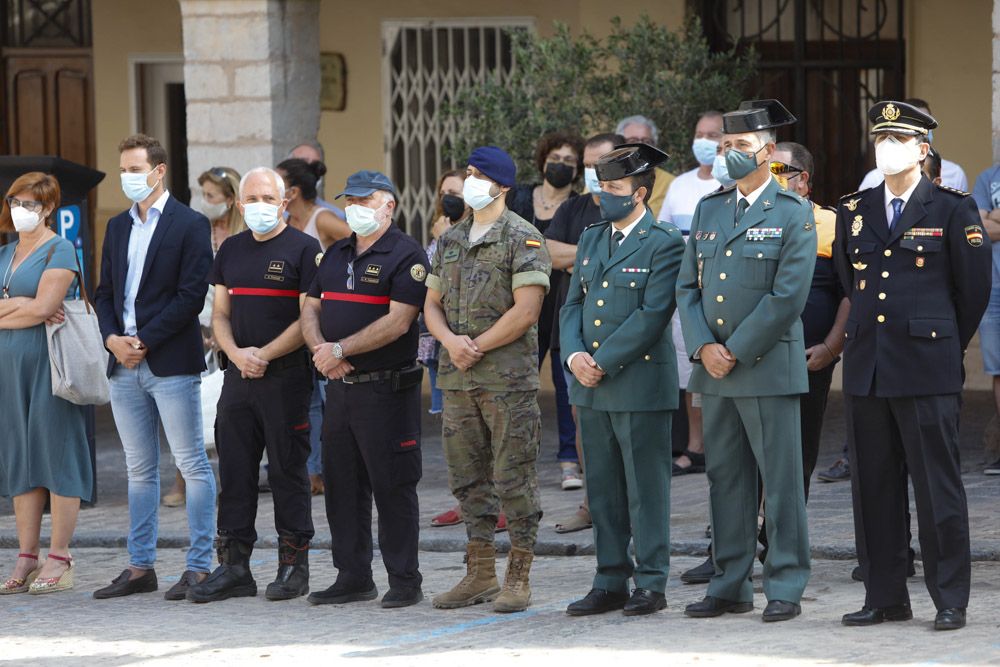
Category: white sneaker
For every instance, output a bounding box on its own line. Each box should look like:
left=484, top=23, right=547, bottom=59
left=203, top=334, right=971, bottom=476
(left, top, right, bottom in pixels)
left=560, top=463, right=583, bottom=490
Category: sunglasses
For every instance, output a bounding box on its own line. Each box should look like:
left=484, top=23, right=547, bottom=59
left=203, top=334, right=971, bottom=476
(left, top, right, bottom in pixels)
left=769, top=162, right=803, bottom=176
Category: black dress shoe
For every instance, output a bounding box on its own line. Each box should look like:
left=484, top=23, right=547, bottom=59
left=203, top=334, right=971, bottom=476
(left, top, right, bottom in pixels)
left=186, top=540, right=257, bottom=603
left=841, top=603, right=913, bottom=626
left=762, top=600, right=801, bottom=622
left=623, top=588, right=666, bottom=616
left=934, top=607, right=966, bottom=631
left=164, top=570, right=203, bottom=601
left=381, top=587, right=424, bottom=608
left=684, top=595, right=753, bottom=617
left=567, top=588, right=629, bottom=616
left=93, top=569, right=158, bottom=599
left=308, top=578, right=378, bottom=605
left=680, top=557, right=715, bottom=584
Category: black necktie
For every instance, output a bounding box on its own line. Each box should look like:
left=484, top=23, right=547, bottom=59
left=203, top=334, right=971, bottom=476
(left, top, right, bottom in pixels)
left=610, top=230, right=624, bottom=258
left=735, top=198, right=750, bottom=227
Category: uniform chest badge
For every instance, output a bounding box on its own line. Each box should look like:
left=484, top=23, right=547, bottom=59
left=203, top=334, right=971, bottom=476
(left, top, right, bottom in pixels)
left=621, top=268, right=649, bottom=273
left=762, top=199, right=771, bottom=207
left=844, top=198, right=860, bottom=212
left=851, top=216, right=863, bottom=237
left=582, top=257, right=590, bottom=267
left=916, top=257, right=926, bottom=268
left=410, top=264, right=427, bottom=282
left=746, top=227, right=782, bottom=241
left=267, top=260, right=285, bottom=274
left=965, top=225, right=985, bottom=247
left=858, top=279, right=866, bottom=290
left=903, top=228, right=943, bottom=239
left=315, top=252, right=324, bottom=267
left=365, top=264, right=382, bottom=277
left=852, top=261, right=868, bottom=271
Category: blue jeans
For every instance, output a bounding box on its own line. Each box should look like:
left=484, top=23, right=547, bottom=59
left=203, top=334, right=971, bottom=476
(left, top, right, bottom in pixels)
left=427, top=360, right=444, bottom=413
left=307, top=375, right=326, bottom=475
left=109, top=361, right=217, bottom=573
left=548, top=349, right=577, bottom=463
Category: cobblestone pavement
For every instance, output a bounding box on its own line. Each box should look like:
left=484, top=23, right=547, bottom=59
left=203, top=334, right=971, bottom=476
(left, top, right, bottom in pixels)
left=2, top=549, right=999, bottom=666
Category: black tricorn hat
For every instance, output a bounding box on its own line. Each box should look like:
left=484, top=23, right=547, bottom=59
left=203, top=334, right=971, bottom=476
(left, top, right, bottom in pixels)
left=868, top=100, right=937, bottom=136
left=595, top=143, right=669, bottom=181
left=723, top=99, right=797, bottom=134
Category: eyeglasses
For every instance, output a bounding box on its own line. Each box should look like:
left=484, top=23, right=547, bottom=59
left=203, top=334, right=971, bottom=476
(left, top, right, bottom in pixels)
left=346, top=261, right=354, bottom=291
left=769, top=162, right=803, bottom=176
left=5, top=197, right=43, bottom=213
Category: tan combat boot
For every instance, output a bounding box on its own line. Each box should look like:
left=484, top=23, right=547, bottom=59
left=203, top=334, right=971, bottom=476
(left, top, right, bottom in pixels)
left=432, top=540, right=500, bottom=609
left=494, top=547, right=533, bottom=613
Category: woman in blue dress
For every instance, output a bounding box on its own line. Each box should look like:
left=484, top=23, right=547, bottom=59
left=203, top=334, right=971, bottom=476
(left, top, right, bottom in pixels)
left=0, top=172, right=91, bottom=595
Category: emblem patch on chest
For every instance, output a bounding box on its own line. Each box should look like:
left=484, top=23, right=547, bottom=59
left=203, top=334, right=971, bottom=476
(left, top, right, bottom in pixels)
left=746, top=227, right=782, bottom=241
left=365, top=264, right=382, bottom=277
left=267, top=260, right=285, bottom=274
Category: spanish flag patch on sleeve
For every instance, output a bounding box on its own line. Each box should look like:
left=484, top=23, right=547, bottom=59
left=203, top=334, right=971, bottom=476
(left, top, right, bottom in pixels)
left=525, top=239, right=542, bottom=248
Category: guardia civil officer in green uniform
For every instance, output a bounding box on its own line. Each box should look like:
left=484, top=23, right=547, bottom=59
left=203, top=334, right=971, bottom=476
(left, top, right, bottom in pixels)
left=560, top=143, right=685, bottom=617
left=677, top=100, right=816, bottom=623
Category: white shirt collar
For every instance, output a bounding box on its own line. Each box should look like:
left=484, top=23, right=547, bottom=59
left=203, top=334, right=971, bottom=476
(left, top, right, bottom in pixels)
left=736, top=177, right=771, bottom=208
left=883, top=177, right=921, bottom=214
left=611, top=213, right=643, bottom=242
left=128, top=190, right=170, bottom=225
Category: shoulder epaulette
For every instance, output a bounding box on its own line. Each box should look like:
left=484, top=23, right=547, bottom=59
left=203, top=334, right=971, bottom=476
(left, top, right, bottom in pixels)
left=703, top=184, right=736, bottom=199
left=583, top=220, right=611, bottom=232
left=776, top=188, right=808, bottom=205
left=936, top=183, right=971, bottom=196
left=651, top=219, right=679, bottom=234
left=838, top=188, right=869, bottom=201
left=820, top=204, right=836, bottom=212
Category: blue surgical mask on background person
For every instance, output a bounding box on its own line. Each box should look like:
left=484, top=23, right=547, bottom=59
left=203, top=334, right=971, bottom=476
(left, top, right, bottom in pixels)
left=692, top=138, right=719, bottom=166
left=711, top=154, right=735, bottom=187
left=463, top=175, right=501, bottom=211
left=243, top=202, right=281, bottom=234
left=121, top=169, right=158, bottom=203
left=598, top=190, right=639, bottom=222
left=345, top=202, right=386, bottom=236
left=724, top=144, right=767, bottom=181
left=583, top=167, right=602, bottom=195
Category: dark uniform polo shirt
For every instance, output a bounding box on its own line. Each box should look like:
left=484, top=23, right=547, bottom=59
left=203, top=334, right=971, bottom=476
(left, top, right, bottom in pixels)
left=210, top=225, right=321, bottom=349
left=544, top=194, right=602, bottom=350
left=307, top=223, right=429, bottom=372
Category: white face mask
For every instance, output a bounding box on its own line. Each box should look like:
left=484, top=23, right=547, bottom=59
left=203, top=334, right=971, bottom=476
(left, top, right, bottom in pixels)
left=462, top=175, right=500, bottom=211
left=583, top=167, right=602, bottom=195
left=875, top=136, right=923, bottom=176
left=345, top=202, right=387, bottom=237
left=11, top=206, right=42, bottom=233
left=198, top=199, right=229, bottom=221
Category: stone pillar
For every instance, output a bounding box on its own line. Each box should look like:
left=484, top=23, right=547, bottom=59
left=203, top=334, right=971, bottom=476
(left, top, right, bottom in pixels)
left=180, top=0, right=320, bottom=188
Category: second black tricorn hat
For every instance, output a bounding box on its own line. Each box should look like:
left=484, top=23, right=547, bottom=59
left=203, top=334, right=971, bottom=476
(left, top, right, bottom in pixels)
left=723, top=99, right=797, bottom=134
left=595, top=143, right=669, bottom=181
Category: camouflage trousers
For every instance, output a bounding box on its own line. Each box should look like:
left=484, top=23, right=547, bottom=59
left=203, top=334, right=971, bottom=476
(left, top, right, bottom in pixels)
left=441, top=388, right=542, bottom=549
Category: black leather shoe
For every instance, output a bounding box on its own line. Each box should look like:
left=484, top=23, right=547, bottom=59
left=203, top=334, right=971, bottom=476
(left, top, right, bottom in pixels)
left=841, top=603, right=913, bottom=626
left=762, top=600, right=801, bottom=622
left=684, top=595, right=753, bottom=617
left=623, top=588, right=666, bottom=616
left=308, top=578, right=378, bottom=605
left=164, top=570, right=203, bottom=601
left=680, top=557, right=715, bottom=584
left=381, top=587, right=424, bottom=608
left=934, top=607, right=966, bottom=631
left=567, top=588, right=629, bottom=616
left=186, top=539, right=257, bottom=603
left=265, top=537, right=310, bottom=601
left=93, top=569, right=158, bottom=599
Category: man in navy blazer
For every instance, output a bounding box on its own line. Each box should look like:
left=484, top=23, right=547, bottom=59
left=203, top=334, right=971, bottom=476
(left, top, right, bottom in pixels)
left=93, top=134, right=217, bottom=602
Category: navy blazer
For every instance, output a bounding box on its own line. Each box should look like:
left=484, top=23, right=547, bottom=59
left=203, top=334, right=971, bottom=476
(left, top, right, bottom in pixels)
left=95, top=195, right=213, bottom=377
left=833, top=176, right=992, bottom=397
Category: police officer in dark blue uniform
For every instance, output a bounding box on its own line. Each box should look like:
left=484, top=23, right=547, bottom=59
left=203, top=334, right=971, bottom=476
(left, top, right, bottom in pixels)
left=301, top=170, right=429, bottom=609
left=187, top=167, right=321, bottom=604
left=835, top=102, right=992, bottom=631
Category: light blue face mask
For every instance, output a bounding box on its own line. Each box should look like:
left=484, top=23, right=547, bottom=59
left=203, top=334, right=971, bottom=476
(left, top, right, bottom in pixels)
left=711, top=154, right=735, bottom=187
left=583, top=167, right=602, bottom=195
left=692, top=138, right=719, bottom=166
left=120, top=169, right=158, bottom=203
left=243, top=202, right=281, bottom=234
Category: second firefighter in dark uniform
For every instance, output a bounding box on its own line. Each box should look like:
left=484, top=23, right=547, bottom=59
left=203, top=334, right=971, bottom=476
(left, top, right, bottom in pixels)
left=301, top=170, right=429, bottom=609
left=835, top=102, right=992, bottom=631
left=187, top=167, right=320, bottom=603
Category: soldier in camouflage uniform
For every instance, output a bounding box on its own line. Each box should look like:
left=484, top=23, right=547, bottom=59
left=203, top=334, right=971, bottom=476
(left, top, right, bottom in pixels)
left=424, top=146, right=551, bottom=613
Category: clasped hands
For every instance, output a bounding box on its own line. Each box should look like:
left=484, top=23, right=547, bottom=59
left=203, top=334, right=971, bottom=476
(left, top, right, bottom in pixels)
left=570, top=352, right=604, bottom=388
left=701, top=343, right=736, bottom=379
left=312, top=342, right=354, bottom=380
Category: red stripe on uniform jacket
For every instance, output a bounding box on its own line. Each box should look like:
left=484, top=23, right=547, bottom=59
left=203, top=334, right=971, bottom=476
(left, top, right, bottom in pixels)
left=321, top=292, right=391, bottom=305
left=228, top=288, right=300, bottom=297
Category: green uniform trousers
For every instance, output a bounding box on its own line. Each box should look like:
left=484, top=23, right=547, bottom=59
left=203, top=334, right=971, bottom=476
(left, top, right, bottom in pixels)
left=442, top=388, right=542, bottom=549
left=701, top=394, right=810, bottom=604
left=577, top=407, right=673, bottom=593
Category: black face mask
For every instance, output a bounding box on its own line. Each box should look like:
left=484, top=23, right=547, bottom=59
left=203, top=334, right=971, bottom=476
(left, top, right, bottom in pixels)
left=441, top=194, right=466, bottom=222
left=544, top=162, right=575, bottom=189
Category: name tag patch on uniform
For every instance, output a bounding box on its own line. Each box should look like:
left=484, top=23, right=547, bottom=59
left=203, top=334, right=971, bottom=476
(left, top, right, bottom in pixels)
left=267, top=260, right=285, bottom=273
left=903, top=228, right=943, bottom=239
left=966, top=225, right=985, bottom=247
left=525, top=239, right=542, bottom=248
left=360, top=276, right=380, bottom=284
left=365, top=264, right=382, bottom=276
left=746, top=227, right=782, bottom=241
left=443, top=247, right=461, bottom=263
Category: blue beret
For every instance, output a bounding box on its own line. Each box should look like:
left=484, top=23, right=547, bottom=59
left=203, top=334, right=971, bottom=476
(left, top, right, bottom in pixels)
left=468, top=146, right=516, bottom=187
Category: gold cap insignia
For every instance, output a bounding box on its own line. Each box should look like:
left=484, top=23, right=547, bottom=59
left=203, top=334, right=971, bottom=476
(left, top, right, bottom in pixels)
left=881, top=103, right=901, bottom=122
left=410, top=264, right=427, bottom=282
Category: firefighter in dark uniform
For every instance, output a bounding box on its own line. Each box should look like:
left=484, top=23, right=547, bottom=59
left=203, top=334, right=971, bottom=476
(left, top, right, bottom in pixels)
left=187, top=167, right=320, bottom=603
left=300, top=170, right=429, bottom=609
left=835, top=102, right=992, bottom=631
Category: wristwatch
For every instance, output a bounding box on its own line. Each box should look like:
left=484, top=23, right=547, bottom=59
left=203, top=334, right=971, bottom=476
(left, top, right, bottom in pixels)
left=331, top=342, right=344, bottom=360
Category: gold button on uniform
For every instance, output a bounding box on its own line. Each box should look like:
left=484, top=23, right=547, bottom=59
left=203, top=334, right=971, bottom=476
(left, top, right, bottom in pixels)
left=884, top=249, right=892, bottom=257
left=596, top=299, right=604, bottom=307
left=716, top=295, right=724, bottom=303
left=594, top=319, right=602, bottom=327
left=878, top=292, right=886, bottom=300
left=931, top=331, right=937, bottom=338
left=877, top=315, right=885, bottom=323
left=725, top=249, right=733, bottom=256
left=592, top=341, right=599, bottom=349
left=720, top=272, right=727, bottom=280
left=757, top=252, right=763, bottom=258
left=602, top=281, right=608, bottom=288
left=917, top=245, right=924, bottom=252
left=644, top=354, right=651, bottom=361
left=881, top=270, right=889, bottom=278
left=716, top=318, right=725, bottom=326
left=629, top=281, right=636, bottom=287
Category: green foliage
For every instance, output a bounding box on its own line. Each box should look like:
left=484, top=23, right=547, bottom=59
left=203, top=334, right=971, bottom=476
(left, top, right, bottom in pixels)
left=445, top=15, right=757, bottom=177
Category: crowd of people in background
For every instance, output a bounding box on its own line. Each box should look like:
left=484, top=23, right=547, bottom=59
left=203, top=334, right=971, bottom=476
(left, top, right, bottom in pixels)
left=0, top=92, right=997, bottom=634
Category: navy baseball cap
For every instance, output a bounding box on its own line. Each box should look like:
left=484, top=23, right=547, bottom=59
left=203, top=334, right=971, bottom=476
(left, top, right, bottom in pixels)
left=335, top=170, right=398, bottom=199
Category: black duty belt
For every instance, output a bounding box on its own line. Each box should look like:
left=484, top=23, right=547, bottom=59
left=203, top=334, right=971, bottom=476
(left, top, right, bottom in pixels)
left=341, top=369, right=396, bottom=384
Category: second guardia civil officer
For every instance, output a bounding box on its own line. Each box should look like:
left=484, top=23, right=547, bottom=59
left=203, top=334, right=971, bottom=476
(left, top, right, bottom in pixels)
left=301, top=170, right=429, bottom=609
left=676, top=100, right=816, bottom=622
left=186, top=167, right=320, bottom=603
left=560, top=143, right=685, bottom=616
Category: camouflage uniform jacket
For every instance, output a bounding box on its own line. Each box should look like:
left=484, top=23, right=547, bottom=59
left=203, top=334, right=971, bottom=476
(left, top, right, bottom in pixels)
left=426, top=208, right=551, bottom=392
